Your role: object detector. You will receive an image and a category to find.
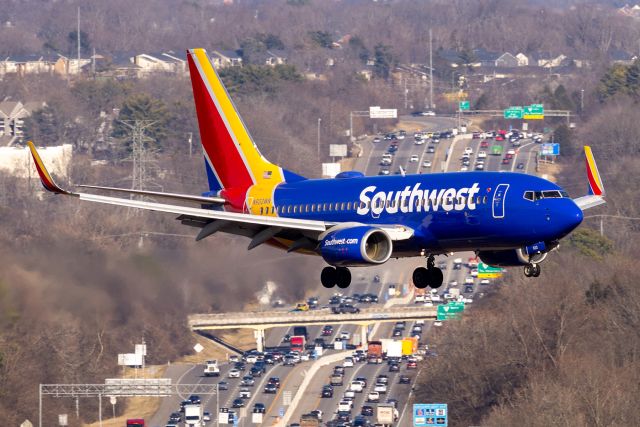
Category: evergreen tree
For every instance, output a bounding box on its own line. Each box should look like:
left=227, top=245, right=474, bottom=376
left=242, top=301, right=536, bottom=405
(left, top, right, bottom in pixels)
left=373, top=44, right=394, bottom=80
left=112, top=94, right=170, bottom=148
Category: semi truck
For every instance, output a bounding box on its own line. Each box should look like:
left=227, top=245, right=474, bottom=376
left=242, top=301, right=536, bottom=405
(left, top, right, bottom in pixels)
left=386, top=340, right=403, bottom=358
left=184, top=404, right=203, bottom=427
left=401, top=337, right=418, bottom=356
left=367, top=341, right=383, bottom=364
left=293, top=326, right=308, bottom=339
left=290, top=335, right=306, bottom=352
left=203, top=360, right=220, bottom=377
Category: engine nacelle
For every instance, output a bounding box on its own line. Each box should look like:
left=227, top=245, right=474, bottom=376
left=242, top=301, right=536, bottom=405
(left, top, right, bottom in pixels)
left=478, top=242, right=549, bottom=267
left=320, top=226, right=393, bottom=267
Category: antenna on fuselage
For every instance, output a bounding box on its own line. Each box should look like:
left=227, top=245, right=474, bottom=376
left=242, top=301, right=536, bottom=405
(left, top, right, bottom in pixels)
left=399, top=166, right=406, bottom=177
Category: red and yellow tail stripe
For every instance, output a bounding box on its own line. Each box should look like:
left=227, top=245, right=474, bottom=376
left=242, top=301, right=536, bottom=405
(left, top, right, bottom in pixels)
left=584, top=146, right=604, bottom=196
left=187, top=49, right=285, bottom=192
left=27, top=141, right=74, bottom=195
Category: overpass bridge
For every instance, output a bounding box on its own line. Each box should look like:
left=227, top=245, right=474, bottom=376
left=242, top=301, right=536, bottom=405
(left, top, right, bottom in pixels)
left=188, top=306, right=437, bottom=351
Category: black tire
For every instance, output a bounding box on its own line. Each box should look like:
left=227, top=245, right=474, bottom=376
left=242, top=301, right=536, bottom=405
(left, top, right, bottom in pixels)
left=428, top=267, right=444, bottom=288
left=336, top=267, right=352, bottom=288
left=321, top=266, right=337, bottom=288
left=524, top=265, right=533, bottom=277
left=412, top=267, right=429, bottom=289
left=532, top=264, right=541, bottom=277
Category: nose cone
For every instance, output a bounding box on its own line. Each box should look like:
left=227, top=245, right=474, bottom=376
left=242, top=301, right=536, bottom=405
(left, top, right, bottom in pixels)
left=562, top=199, right=584, bottom=234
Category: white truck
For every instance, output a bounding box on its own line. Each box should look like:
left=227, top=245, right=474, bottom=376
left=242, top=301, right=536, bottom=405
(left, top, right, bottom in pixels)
left=204, top=360, right=219, bottom=377
left=184, top=404, right=203, bottom=427
left=386, top=340, right=403, bottom=358
left=376, top=403, right=399, bottom=425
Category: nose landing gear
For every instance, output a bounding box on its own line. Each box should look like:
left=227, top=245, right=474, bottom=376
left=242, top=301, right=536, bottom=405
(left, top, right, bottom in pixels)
left=412, top=255, right=444, bottom=289
left=524, top=263, right=541, bottom=277
left=321, top=266, right=352, bottom=288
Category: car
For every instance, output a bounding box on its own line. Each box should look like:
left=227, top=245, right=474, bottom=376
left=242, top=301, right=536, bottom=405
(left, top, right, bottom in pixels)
left=338, top=401, right=352, bottom=412
left=496, top=134, right=505, bottom=141
left=376, top=374, right=389, bottom=385
left=399, top=375, right=411, bottom=384
left=367, top=391, right=380, bottom=402
left=430, top=294, right=441, bottom=302
left=309, top=410, right=323, bottom=421
left=343, top=357, right=354, bottom=368
left=480, top=279, right=490, bottom=285
left=322, top=325, right=334, bottom=335
left=349, top=380, right=365, bottom=392
left=477, top=150, right=487, bottom=159
left=239, top=388, right=251, bottom=398
left=389, top=363, right=400, bottom=372
left=373, top=137, right=381, bottom=143
left=203, top=411, right=212, bottom=421
left=344, top=389, right=356, bottom=398
left=410, top=155, right=419, bottom=162
left=517, top=162, right=525, bottom=170
left=427, top=146, right=435, bottom=153
left=433, top=320, right=443, bottom=326
left=460, top=165, right=468, bottom=172
left=472, top=132, right=481, bottom=139
left=253, top=403, right=266, bottom=414
left=414, top=138, right=425, bottom=145
left=168, top=412, right=182, bottom=422
left=374, top=383, right=388, bottom=393
left=407, top=360, right=417, bottom=369
left=241, top=376, right=255, bottom=386
left=339, top=331, right=351, bottom=340
left=218, top=381, right=229, bottom=391
left=475, top=163, right=485, bottom=170
left=424, top=300, right=434, bottom=307
left=465, top=285, right=474, bottom=293
left=422, top=160, right=432, bottom=168
left=361, top=405, right=375, bottom=416
left=282, top=334, right=291, bottom=343
left=232, top=398, right=244, bottom=408
left=464, top=147, right=473, bottom=155
left=268, top=376, right=281, bottom=387
left=378, top=168, right=390, bottom=175
left=165, top=423, right=179, bottom=427
left=250, top=366, right=263, bottom=377
left=334, top=365, right=345, bottom=375
left=322, top=385, right=334, bottom=398
left=188, top=394, right=201, bottom=404
left=333, top=304, right=360, bottom=315
left=471, top=269, right=478, bottom=277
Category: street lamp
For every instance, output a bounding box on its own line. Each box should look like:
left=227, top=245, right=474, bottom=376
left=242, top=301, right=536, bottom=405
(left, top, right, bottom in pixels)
left=317, top=118, right=321, bottom=158
left=580, top=89, right=584, bottom=112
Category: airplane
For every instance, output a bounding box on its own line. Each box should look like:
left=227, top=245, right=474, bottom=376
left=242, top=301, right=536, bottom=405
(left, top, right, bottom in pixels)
left=27, top=48, right=605, bottom=289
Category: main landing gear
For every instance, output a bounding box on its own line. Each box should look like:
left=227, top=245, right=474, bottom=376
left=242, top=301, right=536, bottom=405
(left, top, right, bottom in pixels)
left=321, top=266, right=352, bottom=288
left=524, top=263, right=541, bottom=277
left=412, top=255, right=444, bottom=289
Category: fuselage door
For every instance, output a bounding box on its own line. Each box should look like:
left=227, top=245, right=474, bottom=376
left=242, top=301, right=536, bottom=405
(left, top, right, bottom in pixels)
left=492, top=184, right=509, bottom=219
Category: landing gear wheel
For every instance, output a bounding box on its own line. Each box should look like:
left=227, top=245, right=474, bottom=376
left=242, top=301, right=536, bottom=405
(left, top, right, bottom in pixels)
left=335, top=267, right=352, bottom=288
left=524, top=264, right=534, bottom=277
left=429, top=267, right=444, bottom=289
left=321, top=266, right=337, bottom=288
left=532, top=264, right=541, bottom=277
left=413, top=267, right=429, bottom=289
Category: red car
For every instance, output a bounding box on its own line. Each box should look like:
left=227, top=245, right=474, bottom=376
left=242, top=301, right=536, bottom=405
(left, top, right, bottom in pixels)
left=480, top=140, right=489, bottom=148
left=407, top=361, right=417, bottom=369
left=502, top=157, right=510, bottom=164
left=495, top=135, right=505, bottom=141
left=505, top=153, right=514, bottom=160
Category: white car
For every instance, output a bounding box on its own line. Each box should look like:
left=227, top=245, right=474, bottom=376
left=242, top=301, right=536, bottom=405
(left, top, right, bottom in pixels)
left=344, top=389, right=356, bottom=398
left=460, top=166, right=468, bottom=172
left=433, top=321, right=443, bottom=327
left=470, top=269, right=478, bottom=277
left=203, top=411, right=212, bottom=422
left=367, top=391, right=380, bottom=402
left=465, top=276, right=474, bottom=284
left=449, top=280, right=458, bottom=287
left=228, top=369, right=240, bottom=378
left=477, top=151, right=487, bottom=159
left=423, top=301, right=434, bottom=307
left=414, top=139, right=425, bottom=145
left=507, top=148, right=516, bottom=155
left=475, top=163, right=485, bottom=170
left=238, top=388, right=251, bottom=398
left=423, top=160, right=432, bottom=168
left=397, top=134, right=405, bottom=140
left=430, top=294, right=441, bottom=302
left=464, top=147, right=473, bottom=155
left=414, top=294, right=426, bottom=303
left=349, top=380, right=365, bottom=392
left=343, top=357, right=354, bottom=368
left=374, top=383, right=388, bottom=393
left=410, top=155, right=419, bottom=162
left=480, top=279, right=490, bottom=285
left=339, top=331, right=351, bottom=340
left=338, top=400, right=352, bottom=412
left=443, top=293, right=453, bottom=300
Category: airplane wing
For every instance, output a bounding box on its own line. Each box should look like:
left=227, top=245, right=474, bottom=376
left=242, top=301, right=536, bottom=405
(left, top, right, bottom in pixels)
left=78, top=185, right=226, bottom=205
left=573, top=195, right=605, bottom=211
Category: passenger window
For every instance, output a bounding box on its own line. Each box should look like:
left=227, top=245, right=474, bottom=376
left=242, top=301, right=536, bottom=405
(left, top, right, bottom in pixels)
left=311, top=204, right=315, bottom=212
left=347, top=202, right=351, bottom=210
left=482, top=196, right=487, bottom=204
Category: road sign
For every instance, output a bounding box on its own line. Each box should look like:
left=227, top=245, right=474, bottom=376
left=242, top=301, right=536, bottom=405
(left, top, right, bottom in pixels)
left=329, top=144, right=348, bottom=157
left=478, top=262, right=503, bottom=278
left=414, top=403, right=448, bottom=427
left=369, top=106, right=397, bottom=118
left=458, top=100, right=470, bottom=111
left=58, top=414, right=68, bottom=426
left=436, top=302, right=464, bottom=320
left=193, top=343, right=204, bottom=353
left=503, top=107, right=523, bottom=119
left=278, top=407, right=285, bottom=417
left=523, top=104, right=544, bottom=119
left=541, top=143, right=560, bottom=156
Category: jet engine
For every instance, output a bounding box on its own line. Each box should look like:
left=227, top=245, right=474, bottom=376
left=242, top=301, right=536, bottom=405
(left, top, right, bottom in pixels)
left=478, top=242, right=551, bottom=267
left=320, top=226, right=393, bottom=267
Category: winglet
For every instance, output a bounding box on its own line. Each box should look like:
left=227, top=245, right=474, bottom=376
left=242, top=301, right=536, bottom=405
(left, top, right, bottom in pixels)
left=584, top=146, right=604, bottom=196
left=27, top=141, right=74, bottom=195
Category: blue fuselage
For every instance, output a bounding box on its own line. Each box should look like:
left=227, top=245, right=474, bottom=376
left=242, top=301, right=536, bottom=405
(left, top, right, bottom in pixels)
left=273, top=171, right=583, bottom=256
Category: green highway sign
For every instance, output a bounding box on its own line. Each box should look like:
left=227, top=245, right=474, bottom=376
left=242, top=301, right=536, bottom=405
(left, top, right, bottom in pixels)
left=437, top=302, right=465, bottom=320
left=459, top=100, right=470, bottom=111
left=523, top=104, right=544, bottom=119
left=503, top=107, right=523, bottom=119
left=478, top=262, right=503, bottom=278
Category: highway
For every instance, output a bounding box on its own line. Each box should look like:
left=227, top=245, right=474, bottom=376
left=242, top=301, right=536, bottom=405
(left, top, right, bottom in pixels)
left=149, top=119, right=543, bottom=427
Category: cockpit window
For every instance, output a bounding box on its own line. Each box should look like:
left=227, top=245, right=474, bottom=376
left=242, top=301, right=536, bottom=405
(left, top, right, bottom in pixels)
left=542, top=190, right=563, bottom=198
left=523, top=191, right=534, bottom=201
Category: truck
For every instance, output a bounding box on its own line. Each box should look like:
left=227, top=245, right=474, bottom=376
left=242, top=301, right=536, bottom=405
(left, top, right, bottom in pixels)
left=330, top=373, right=344, bottom=386
left=290, top=335, right=306, bottom=352
left=386, top=340, right=403, bottom=358
left=401, top=337, right=418, bottom=356
left=126, top=420, right=145, bottom=427
left=300, top=414, right=321, bottom=427
left=491, top=145, right=503, bottom=156
left=376, top=403, right=399, bottom=425
left=449, top=288, right=460, bottom=299
left=367, top=341, right=383, bottom=364
left=184, top=404, right=203, bottom=427
left=203, top=360, right=219, bottom=377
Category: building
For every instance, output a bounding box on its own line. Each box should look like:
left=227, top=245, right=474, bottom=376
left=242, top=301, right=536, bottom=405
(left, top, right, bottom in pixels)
left=210, top=50, right=243, bottom=68
left=515, top=53, right=529, bottom=67
left=0, top=101, right=46, bottom=145
left=131, top=52, right=186, bottom=77
left=495, top=52, right=519, bottom=68
left=534, top=53, right=568, bottom=68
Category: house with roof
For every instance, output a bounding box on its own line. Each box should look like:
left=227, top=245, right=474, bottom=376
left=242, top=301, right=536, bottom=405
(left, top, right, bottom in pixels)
left=533, top=53, right=568, bottom=68
left=495, top=52, right=519, bottom=68
left=0, top=101, right=46, bottom=145
left=211, top=50, right=243, bottom=68
left=131, top=52, right=186, bottom=77
left=515, top=53, right=529, bottom=67
left=609, top=49, right=636, bottom=65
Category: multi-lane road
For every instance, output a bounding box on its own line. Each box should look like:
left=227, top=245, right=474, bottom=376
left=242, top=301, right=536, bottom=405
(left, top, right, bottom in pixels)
left=149, top=118, right=543, bottom=427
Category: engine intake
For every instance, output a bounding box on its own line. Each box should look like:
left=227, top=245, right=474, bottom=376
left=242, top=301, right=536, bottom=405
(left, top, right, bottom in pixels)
left=478, top=243, right=549, bottom=267
left=320, top=226, right=393, bottom=267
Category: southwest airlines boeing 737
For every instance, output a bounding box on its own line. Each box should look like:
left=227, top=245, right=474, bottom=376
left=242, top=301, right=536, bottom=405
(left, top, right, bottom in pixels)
left=27, top=48, right=606, bottom=289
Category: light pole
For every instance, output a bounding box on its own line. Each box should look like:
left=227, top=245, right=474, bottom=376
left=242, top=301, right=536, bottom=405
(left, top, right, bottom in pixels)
left=317, top=118, right=321, bottom=158
left=580, top=89, right=584, bottom=112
